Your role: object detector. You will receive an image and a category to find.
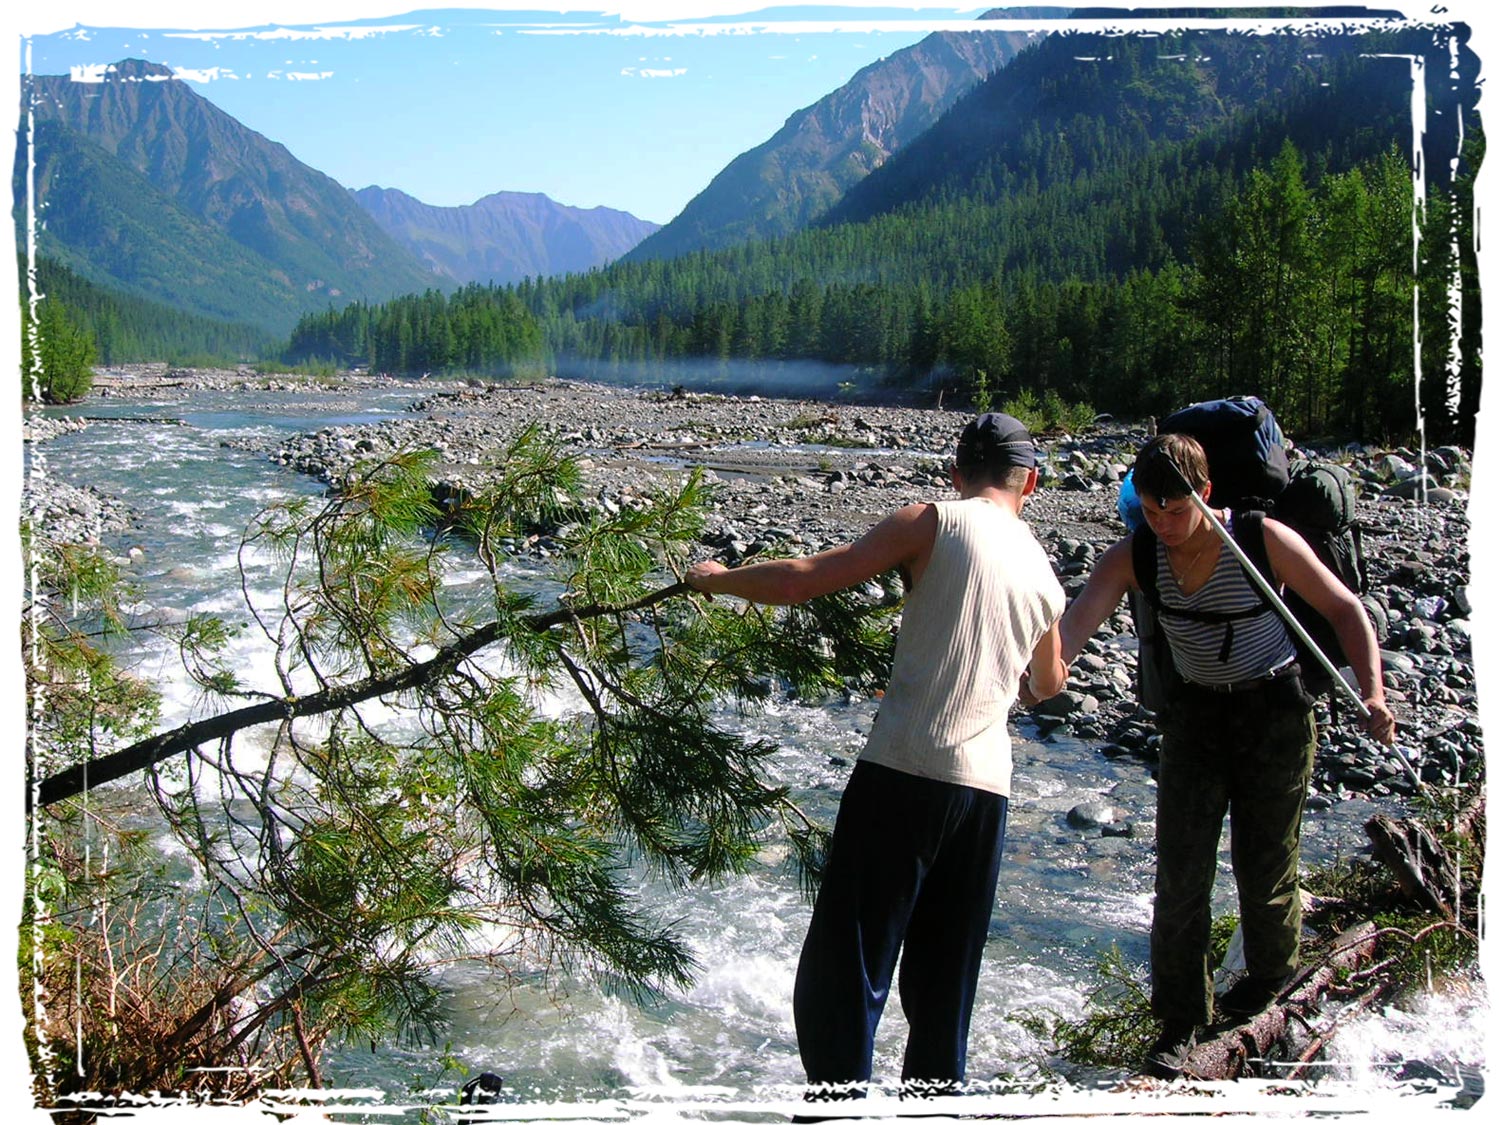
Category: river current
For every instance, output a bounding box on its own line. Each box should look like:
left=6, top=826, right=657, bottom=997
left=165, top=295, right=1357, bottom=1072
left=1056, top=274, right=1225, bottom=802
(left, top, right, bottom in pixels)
left=26, top=384, right=1486, bottom=1118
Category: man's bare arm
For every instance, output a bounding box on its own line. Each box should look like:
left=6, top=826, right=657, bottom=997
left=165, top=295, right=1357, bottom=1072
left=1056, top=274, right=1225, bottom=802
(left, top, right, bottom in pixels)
left=685, top=503, right=937, bottom=605
left=1018, top=534, right=1136, bottom=706
left=1026, top=621, right=1068, bottom=701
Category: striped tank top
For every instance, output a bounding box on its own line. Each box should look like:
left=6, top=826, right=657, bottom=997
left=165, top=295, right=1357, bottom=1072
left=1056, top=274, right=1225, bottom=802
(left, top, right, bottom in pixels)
left=1154, top=516, right=1296, bottom=685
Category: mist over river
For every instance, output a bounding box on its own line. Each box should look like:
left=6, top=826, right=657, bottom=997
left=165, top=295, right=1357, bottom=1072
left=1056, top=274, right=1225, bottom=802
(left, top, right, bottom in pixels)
left=23, top=376, right=1486, bottom=1118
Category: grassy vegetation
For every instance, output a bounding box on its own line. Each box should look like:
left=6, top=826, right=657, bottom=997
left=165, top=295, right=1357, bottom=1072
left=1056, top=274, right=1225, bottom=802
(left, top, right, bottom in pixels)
left=252, top=358, right=342, bottom=378
left=1002, top=388, right=1098, bottom=435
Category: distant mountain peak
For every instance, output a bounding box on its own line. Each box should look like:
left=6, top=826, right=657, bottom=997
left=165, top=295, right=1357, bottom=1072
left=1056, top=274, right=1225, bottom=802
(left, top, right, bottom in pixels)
left=95, top=58, right=176, bottom=80
left=623, top=15, right=1041, bottom=262
left=350, top=186, right=659, bottom=285
left=22, top=58, right=437, bottom=334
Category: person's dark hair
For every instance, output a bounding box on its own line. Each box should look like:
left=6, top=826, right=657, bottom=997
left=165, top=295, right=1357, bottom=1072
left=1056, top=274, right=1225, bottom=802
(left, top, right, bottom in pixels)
left=1133, top=433, right=1209, bottom=505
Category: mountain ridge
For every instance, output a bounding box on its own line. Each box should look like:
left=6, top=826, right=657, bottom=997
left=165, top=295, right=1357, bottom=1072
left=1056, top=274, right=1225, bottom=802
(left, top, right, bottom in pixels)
left=623, top=10, right=1053, bottom=263
left=18, top=58, right=661, bottom=334
left=351, top=185, right=659, bottom=285
left=819, top=21, right=1438, bottom=230
left=20, top=58, right=438, bottom=333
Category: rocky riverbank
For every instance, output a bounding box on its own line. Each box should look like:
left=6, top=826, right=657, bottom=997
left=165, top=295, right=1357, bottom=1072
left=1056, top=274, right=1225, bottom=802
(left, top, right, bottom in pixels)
left=23, top=413, right=135, bottom=546
left=259, top=377, right=1478, bottom=805
left=88, top=362, right=433, bottom=397
left=28, top=371, right=1482, bottom=807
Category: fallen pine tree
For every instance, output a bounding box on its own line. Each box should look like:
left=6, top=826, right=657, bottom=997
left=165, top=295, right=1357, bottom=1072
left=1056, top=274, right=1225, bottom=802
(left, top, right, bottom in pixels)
left=1016, top=789, right=1484, bottom=1089
left=1177, top=921, right=1380, bottom=1080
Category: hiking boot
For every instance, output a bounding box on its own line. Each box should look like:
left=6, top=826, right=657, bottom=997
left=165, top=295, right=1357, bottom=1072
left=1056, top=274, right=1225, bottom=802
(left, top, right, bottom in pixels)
left=1143, top=1020, right=1198, bottom=1080
left=1218, top=973, right=1292, bottom=1021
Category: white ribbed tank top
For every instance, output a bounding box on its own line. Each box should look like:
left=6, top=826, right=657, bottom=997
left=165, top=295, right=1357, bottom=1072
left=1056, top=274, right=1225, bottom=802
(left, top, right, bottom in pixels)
left=859, top=497, right=1064, bottom=797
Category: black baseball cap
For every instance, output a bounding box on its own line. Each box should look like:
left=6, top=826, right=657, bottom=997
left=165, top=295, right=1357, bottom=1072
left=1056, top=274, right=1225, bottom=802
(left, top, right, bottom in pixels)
left=956, top=412, right=1036, bottom=470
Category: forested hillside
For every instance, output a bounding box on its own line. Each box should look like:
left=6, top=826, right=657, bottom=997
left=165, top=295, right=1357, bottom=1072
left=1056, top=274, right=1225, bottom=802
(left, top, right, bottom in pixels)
left=26, top=257, right=276, bottom=364
left=624, top=15, right=1037, bottom=261
left=284, top=22, right=1480, bottom=443
left=283, top=284, right=545, bottom=378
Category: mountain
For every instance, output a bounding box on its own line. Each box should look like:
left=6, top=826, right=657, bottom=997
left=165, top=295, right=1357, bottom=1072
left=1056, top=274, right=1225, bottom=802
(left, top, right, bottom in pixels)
left=17, top=59, right=438, bottom=335
left=823, top=12, right=1444, bottom=228
left=351, top=186, right=659, bottom=285
left=284, top=15, right=1477, bottom=440
left=622, top=9, right=1063, bottom=263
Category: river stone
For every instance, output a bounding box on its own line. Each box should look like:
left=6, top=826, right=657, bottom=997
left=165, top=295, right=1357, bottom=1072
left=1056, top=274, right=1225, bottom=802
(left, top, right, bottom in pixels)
left=1413, top=596, right=1448, bottom=621
left=1066, top=800, right=1119, bottom=829
left=1375, top=453, right=1415, bottom=479
left=1110, top=781, right=1156, bottom=809
left=1035, top=690, right=1099, bottom=718
left=1381, top=650, right=1417, bottom=674
left=1382, top=475, right=1439, bottom=499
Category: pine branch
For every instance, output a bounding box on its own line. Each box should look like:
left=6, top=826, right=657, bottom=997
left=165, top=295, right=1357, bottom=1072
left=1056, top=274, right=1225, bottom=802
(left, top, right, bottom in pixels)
left=35, top=582, right=689, bottom=809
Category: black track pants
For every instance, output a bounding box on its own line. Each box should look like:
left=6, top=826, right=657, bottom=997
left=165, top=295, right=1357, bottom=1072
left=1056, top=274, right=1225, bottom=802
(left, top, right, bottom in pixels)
left=793, top=760, right=1009, bottom=1095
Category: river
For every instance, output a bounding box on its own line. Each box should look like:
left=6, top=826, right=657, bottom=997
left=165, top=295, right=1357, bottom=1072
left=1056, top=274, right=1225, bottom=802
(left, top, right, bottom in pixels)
left=24, top=381, right=1486, bottom=1118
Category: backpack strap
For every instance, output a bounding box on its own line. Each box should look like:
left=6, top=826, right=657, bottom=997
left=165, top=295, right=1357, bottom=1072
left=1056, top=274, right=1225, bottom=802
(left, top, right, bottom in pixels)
left=1130, top=510, right=1281, bottom=665
left=1131, top=513, right=1277, bottom=609
left=1230, top=509, right=1277, bottom=596
left=1130, top=525, right=1161, bottom=609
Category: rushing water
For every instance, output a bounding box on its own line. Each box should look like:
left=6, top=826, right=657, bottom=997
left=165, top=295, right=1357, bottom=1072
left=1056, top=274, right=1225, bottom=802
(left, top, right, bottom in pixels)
left=26, top=384, right=1486, bottom=1116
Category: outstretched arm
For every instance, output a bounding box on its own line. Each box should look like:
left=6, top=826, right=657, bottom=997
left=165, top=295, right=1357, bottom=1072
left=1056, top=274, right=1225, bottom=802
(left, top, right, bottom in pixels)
left=1262, top=518, right=1395, bottom=744
left=685, top=502, right=937, bottom=606
left=1059, top=536, right=1138, bottom=663
left=1025, top=621, right=1068, bottom=702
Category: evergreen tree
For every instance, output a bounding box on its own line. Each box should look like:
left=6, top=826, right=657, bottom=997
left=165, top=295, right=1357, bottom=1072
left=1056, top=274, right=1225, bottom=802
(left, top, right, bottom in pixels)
left=22, top=295, right=96, bottom=403
left=25, top=435, right=897, bottom=1100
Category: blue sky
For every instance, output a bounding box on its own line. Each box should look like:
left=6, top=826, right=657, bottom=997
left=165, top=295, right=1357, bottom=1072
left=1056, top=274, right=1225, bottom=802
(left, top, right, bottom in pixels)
left=12, top=2, right=1444, bottom=226
left=13, top=3, right=1045, bottom=225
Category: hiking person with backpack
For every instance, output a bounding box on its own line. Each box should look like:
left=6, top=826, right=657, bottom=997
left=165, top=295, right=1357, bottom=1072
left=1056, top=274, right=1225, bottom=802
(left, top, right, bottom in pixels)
left=1037, top=431, right=1395, bottom=1080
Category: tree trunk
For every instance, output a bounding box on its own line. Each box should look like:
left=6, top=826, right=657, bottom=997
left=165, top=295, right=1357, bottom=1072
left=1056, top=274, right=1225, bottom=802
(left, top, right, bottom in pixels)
left=1365, top=815, right=1456, bottom=919
left=1176, top=797, right=1485, bottom=1082
left=35, top=582, right=689, bottom=808
left=1179, top=922, right=1379, bottom=1080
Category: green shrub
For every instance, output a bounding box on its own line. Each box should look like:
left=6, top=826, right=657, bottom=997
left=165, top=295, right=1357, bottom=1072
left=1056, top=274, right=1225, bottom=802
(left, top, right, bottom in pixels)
left=1002, top=388, right=1097, bottom=434
left=1011, top=943, right=1155, bottom=1070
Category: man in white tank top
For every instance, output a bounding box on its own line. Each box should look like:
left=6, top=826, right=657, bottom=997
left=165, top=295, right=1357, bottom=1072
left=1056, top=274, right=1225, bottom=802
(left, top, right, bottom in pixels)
left=687, top=413, right=1067, bottom=1107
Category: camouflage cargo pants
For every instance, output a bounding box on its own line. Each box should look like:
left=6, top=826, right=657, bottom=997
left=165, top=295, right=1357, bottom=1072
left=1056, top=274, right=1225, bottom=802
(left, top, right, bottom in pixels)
left=1150, top=677, right=1317, bottom=1026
